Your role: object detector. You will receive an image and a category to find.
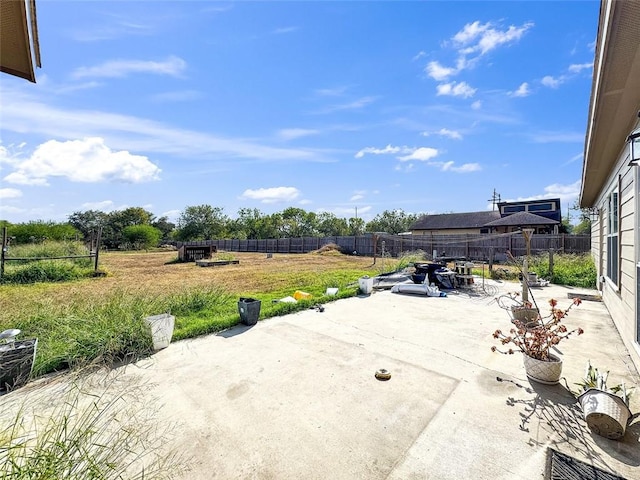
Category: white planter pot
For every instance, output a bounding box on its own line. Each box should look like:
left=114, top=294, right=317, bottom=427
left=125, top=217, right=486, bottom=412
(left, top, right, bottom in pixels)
left=144, top=314, right=175, bottom=350
left=358, top=276, right=373, bottom=295
left=523, top=353, right=562, bottom=385
left=577, top=388, right=633, bottom=440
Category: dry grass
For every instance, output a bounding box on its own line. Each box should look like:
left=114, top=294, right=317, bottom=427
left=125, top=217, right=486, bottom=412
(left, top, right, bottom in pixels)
left=1, top=251, right=378, bottom=319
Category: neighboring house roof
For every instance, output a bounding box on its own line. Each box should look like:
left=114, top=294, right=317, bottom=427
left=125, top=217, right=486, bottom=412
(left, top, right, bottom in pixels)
left=483, top=211, right=559, bottom=227
left=410, top=211, right=500, bottom=230
left=0, top=0, right=41, bottom=83
left=580, top=0, right=640, bottom=206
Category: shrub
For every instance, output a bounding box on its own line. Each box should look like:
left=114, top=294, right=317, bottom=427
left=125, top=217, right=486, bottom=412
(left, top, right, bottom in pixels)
left=529, top=253, right=596, bottom=288
left=1, top=260, right=92, bottom=284
left=122, top=225, right=162, bottom=250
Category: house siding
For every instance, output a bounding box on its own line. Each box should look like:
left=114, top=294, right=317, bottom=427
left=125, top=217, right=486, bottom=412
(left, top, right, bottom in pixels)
left=593, top=143, right=639, bottom=373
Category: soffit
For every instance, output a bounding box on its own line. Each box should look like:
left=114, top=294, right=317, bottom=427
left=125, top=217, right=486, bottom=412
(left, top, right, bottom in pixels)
left=0, top=0, right=40, bottom=83
left=581, top=0, right=640, bottom=206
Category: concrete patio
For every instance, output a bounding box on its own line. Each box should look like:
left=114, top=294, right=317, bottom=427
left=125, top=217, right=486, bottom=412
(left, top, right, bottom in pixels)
left=4, top=279, right=640, bottom=479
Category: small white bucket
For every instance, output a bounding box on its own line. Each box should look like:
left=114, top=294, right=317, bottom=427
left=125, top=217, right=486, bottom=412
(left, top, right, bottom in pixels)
left=358, top=276, right=373, bottom=295
left=144, top=314, right=175, bottom=350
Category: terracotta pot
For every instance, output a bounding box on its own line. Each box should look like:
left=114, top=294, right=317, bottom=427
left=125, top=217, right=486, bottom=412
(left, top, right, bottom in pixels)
left=523, top=353, right=562, bottom=385
left=578, top=388, right=633, bottom=440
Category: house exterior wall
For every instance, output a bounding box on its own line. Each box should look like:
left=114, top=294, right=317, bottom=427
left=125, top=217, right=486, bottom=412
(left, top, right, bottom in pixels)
left=592, top=135, right=640, bottom=372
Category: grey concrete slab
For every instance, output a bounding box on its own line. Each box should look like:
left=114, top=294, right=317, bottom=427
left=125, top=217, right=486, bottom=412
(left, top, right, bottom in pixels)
left=2, top=279, right=639, bottom=479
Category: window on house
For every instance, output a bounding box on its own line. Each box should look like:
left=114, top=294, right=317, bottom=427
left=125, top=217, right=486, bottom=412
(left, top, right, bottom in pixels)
left=528, top=203, right=554, bottom=212
left=480, top=228, right=489, bottom=234
left=503, top=205, right=525, bottom=213
left=606, top=189, right=619, bottom=285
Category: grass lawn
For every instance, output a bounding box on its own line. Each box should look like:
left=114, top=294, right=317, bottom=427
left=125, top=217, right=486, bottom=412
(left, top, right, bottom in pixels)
left=0, top=250, right=384, bottom=378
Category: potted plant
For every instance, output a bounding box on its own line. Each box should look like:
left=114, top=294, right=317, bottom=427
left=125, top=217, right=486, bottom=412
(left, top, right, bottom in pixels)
left=492, top=296, right=583, bottom=384
left=0, top=329, right=38, bottom=392
left=496, top=291, right=540, bottom=327
left=575, top=361, right=636, bottom=440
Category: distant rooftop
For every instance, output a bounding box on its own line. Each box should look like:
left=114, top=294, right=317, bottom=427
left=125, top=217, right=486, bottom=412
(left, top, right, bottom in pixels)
left=410, top=211, right=500, bottom=230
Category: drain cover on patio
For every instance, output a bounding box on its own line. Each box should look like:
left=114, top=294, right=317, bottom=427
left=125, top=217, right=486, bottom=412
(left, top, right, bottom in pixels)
left=550, top=450, right=627, bottom=480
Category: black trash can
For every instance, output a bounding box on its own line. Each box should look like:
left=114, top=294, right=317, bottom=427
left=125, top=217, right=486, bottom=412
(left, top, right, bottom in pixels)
left=238, top=297, right=261, bottom=326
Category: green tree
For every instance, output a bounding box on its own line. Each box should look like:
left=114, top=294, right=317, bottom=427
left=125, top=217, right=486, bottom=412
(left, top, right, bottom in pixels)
left=570, top=201, right=592, bottom=235
left=175, top=205, right=230, bottom=241
left=279, top=207, right=318, bottom=237
left=102, top=208, right=155, bottom=249
left=365, top=209, right=420, bottom=235
left=151, top=216, right=176, bottom=242
left=316, top=212, right=348, bottom=236
left=347, top=217, right=365, bottom=236
left=122, top=225, right=162, bottom=250
left=6, top=221, right=80, bottom=244
left=68, top=210, right=108, bottom=240
left=230, top=208, right=266, bottom=239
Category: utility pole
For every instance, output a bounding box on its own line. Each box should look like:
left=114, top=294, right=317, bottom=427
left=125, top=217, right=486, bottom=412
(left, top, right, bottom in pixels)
left=487, top=189, right=501, bottom=211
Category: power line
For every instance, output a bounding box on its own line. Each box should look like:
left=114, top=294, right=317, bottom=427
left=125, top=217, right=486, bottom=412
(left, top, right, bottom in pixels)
left=487, top=189, right=501, bottom=211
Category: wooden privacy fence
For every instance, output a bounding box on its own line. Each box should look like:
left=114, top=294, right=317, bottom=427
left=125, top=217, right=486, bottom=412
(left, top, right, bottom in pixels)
left=178, top=233, right=591, bottom=261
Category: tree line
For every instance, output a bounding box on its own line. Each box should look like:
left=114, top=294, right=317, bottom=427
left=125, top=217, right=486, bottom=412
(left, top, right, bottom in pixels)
left=1, top=206, right=423, bottom=250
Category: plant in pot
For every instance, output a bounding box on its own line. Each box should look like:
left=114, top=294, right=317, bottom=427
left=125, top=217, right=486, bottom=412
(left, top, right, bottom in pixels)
left=495, top=291, right=540, bottom=328
left=492, top=296, right=583, bottom=385
left=0, top=328, right=38, bottom=392
left=575, top=361, right=637, bottom=440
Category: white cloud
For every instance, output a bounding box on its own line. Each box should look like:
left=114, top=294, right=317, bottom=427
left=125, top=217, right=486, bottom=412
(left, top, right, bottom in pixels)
left=425, top=61, right=457, bottom=81
left=161, top=209, right=182, bottom=222
left=452, top=21, right=534, bottom=56
left=0, top=87, right=324, bottom=163
left=277, top=128, right=320, bottom=141
left=81, top=200, right=116, bottom=211
left=471, top=100, right=482, bottom=110
left=438, top=128, right=462, bottom=140
left=240, top=186, right=300, bottom=203
left=568, top=62, right=593, bottom=73
left=426, top=21, right=533, bottom=82
left=3, top=137, right=161, bottom=186
left=412, top=51, right=426, bottom=61
left=355, top=144, right=411, bottom=158
left=71, top=55, right=187, bottom=79
left=315, top=86, right=348, bottom=97
left=541, top=75, right=563, bottom=88
left=441, top=162, right=481, bottom=173
left=564, top=152, right=583, bottom=165
left=0, top=188, right=22, bottom=199
left=422, top=128, right=463, bottom=140
left=506, top=180, right=581, bottom=206
left=436, top=81, right=476, bottom=98
left=510, top=82, right=531, bottom=97
left=398, top=147, right=439, bottom=162
left=350, top=194, right=364, bottom=201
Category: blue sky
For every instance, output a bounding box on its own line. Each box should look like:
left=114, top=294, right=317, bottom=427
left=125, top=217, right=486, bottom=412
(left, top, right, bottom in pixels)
left=0, top=1, right=599, bottom=225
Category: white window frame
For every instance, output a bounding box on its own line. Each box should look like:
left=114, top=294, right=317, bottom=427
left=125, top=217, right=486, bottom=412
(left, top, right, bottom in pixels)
left=606, top=185, right=620, bottom=286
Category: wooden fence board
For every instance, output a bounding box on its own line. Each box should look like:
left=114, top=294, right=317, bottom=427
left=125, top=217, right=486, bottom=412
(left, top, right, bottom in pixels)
left=177, top=233, right=590, bottom=260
